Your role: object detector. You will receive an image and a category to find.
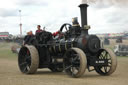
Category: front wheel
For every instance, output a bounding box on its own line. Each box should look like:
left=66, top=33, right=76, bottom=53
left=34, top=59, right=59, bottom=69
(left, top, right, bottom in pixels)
left=94, top=48, right=117, bottom=75
left=64, top=48, right=87, bottom=78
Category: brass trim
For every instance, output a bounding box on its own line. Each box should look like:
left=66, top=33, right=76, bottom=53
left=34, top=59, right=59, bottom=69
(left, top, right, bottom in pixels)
left=72, top=24, right=80, bottom=26
left=84, top=25, right=90, bottom=29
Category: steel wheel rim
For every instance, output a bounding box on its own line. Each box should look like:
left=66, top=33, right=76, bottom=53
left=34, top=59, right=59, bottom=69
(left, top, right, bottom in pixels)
left=98, top=50, right=111, bottom=74
left=64, top=49, right=81, bottom=76
left=95, top=48, right=117, bottom=75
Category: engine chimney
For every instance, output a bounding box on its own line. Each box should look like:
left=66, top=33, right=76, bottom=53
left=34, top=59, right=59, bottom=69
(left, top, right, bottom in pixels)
left=79, top=0, right=89, bottom=34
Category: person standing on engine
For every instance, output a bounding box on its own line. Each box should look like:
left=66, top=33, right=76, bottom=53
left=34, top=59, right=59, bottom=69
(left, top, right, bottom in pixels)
left=35, top=25, right=43, bottom=34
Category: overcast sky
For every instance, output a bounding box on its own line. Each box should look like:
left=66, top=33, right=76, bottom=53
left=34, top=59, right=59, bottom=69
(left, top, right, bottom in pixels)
left=0, top=0, right=128, bottom=35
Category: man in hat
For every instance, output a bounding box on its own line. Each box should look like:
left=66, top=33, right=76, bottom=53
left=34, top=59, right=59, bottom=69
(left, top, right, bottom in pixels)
left=23, top=31, right=34, bottom=45
left=71, top=17, right=81, bottom=34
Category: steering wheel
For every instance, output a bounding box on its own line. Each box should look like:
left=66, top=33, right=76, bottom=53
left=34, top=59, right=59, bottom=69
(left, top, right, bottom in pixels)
left=60, top=23, right=72, bottom=32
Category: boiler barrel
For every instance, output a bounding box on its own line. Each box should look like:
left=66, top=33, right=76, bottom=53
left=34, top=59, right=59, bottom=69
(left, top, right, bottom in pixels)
left=49, top=41, right=74, bottom=54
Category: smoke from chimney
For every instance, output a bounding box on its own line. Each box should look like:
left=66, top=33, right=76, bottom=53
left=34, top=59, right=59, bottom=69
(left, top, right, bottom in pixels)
left=81, top=0, right=87, bottom=4
left=82, top=0, right=128, bottom=7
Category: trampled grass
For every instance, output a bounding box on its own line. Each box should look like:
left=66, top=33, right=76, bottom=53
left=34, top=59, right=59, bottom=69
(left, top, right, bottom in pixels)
left=0, top=42, right=18, bottom=60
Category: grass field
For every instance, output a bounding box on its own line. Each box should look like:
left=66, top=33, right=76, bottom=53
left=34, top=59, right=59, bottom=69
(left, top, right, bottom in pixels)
left=0, top=42, right=17, bottom=60
left=0, top=41, right=128, bottom=85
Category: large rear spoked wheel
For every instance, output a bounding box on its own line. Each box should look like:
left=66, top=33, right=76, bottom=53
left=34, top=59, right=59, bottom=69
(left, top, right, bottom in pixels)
left=64, top=48, right=87, bottom=78
left=95, top=48, right=117, bottom=75
left=18, top=45, right=39, bottom=74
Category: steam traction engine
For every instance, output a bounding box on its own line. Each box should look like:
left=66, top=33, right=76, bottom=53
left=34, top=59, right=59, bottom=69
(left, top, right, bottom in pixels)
left=18, top=2, right=117, bottom=78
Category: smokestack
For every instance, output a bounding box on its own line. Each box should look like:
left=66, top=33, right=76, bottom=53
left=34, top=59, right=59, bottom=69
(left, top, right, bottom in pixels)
left=79, top=0, right=89, bottom=34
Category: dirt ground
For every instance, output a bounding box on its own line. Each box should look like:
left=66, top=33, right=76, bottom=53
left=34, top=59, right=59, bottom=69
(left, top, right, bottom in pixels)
left=0, top=41, right=128, bottom=85
left=0, top=57, right=128, bottom=85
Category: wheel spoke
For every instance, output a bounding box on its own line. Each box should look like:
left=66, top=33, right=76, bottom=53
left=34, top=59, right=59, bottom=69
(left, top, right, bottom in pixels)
left=65, top=26, right=68, bottom=31
left=20, top=62, right=27, bottom=66
left=26, top=65, right=30, bottom=71
left=71, top=67, right=74, bottom=76
left=107, top=57, right=111, bottom=60
left=26, top=56, right=31, bottom=62
left=65, top=65, right=72, bottom=70
left=23, top=66, right=27, bottom=73
left=105, top=52, right=108, bottom=59
left=107, top=65, right=111, bottom=67
left=26, top=55, right=31, bottom=59
left=23, top=65, right=30, bottom=73
left=104, top=67, right=107, bottom=73
left=108, top=62, right=112, bottom=64
left=106, top=54, right=111, bottom=60
left=72, top=56, right=79, bottom=62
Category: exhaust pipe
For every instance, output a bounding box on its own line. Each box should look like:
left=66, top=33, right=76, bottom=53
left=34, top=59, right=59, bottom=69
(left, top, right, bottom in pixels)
left=79, top=0, right=89, bottom=34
